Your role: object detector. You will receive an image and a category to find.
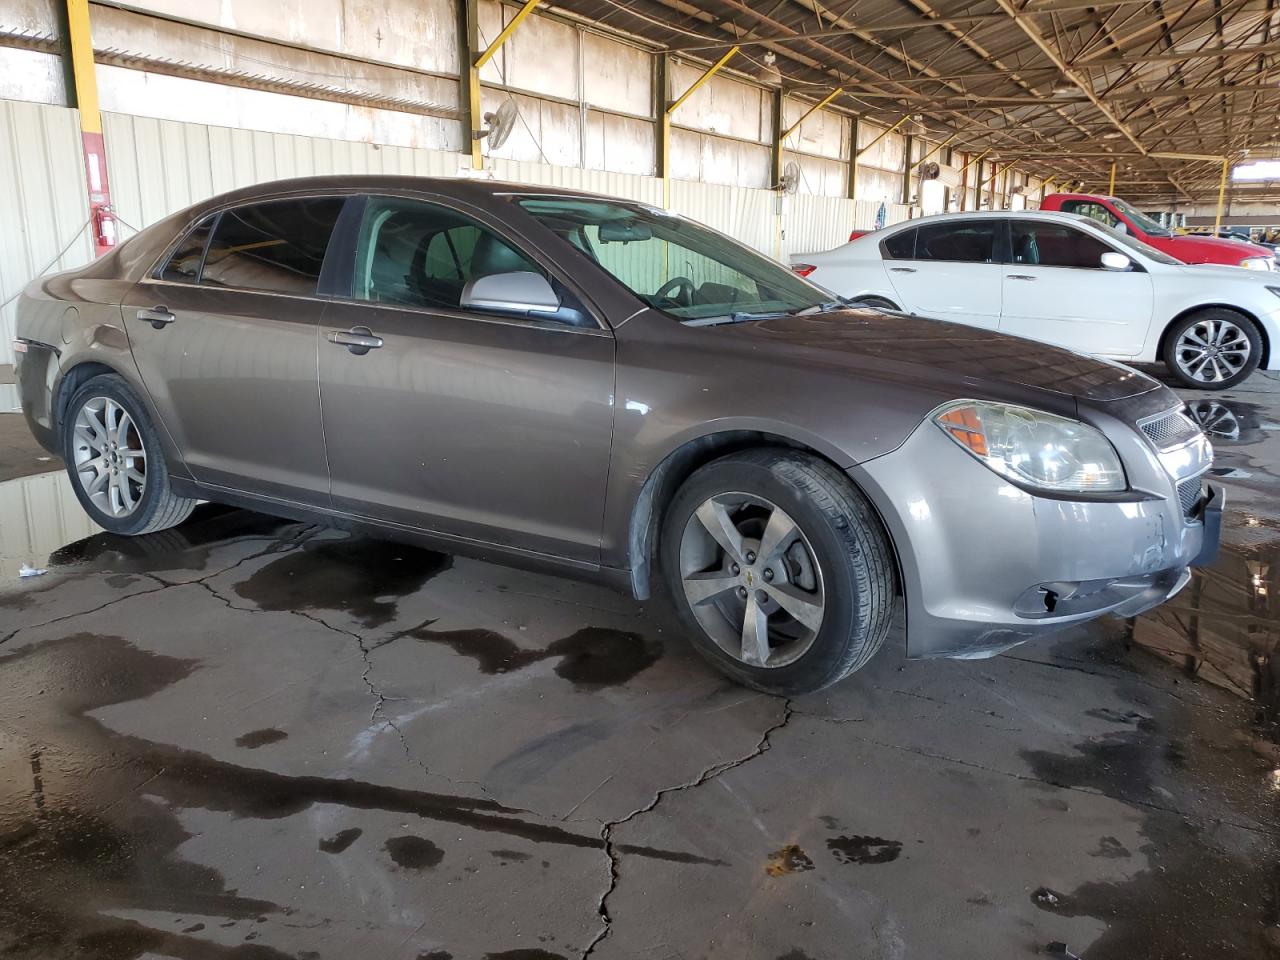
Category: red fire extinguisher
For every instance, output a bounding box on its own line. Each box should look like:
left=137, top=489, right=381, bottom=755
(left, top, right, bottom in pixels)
left=92, top=204, right=117, bottom=253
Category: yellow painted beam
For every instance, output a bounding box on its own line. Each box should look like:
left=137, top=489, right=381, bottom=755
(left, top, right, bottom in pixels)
left=954, top=148, right=990, bottom=176
left=1214, top=157, right=1230, bottom=234
left=65, top=0, right=100, bottom=133
left=1108, top=161, right=1116, bottom=195
left=668, top=46, right=739, bottom=117
left=910, top=132, right=958, bottom=171
left=469, top=65, right=483, bottom=170
left=856, top=113, right=911, bottom=158
left=781, top=88, right=843, bottom=141
left=475, top=0, right=539, bottom=69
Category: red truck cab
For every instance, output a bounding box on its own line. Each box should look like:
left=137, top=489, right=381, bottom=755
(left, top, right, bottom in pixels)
left=1040, top=193, right=1277, bottom=270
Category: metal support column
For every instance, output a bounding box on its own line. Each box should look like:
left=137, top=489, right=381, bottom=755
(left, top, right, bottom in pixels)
left=465, top=0, right=539, bottom=170
left=64, top=0, right=114, bottom=256
left=1214, top=158, right=1230, bottom=234
left=902, top=135, right=914, bottom=205
left=847, top=116, right=860, bottom=201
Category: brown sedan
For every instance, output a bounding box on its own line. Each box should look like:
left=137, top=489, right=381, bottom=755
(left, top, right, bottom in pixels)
left=15, top=177, right=1218, bottom=693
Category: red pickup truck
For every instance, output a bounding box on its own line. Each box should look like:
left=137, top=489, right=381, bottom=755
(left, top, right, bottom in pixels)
left=1039, top=193, right=1276, bottom=270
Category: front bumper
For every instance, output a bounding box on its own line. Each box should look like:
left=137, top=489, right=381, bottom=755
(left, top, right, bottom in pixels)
left=850, top=421, right=1219, bottom=660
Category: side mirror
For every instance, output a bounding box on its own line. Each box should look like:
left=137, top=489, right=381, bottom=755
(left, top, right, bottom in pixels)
left=1112, top=221, right=1128, bottom=235
left=460, top=271, right=590, bottom=326
left=1100, top=251, right=1132, bottom=271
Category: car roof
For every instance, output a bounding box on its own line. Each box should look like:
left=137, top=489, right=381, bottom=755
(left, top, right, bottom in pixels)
left=873, top=209, right=1101, bottom=231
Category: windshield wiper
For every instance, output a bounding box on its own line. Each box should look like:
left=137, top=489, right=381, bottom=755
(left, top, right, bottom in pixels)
left=682, top=310, right=787, bottom=327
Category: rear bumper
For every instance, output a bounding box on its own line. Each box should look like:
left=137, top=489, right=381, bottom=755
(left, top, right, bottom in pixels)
left=850, top=423, right=1217, bottom=660
left=13, top=338, right=61, bottom=454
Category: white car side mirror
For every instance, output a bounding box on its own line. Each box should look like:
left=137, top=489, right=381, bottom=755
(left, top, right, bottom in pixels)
left=461, top=271, right=560, bottom=312
left=1100, top=251, right=1133, bottom=271
left=1112, top=221, right=1128, bottom=235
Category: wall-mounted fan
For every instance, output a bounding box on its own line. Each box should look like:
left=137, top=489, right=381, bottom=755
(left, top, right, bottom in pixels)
left=777, top=159, right=801, bottom=194
left=919, top=161, right=941, bottom=181
left=478, top=98, right=518, bottom=150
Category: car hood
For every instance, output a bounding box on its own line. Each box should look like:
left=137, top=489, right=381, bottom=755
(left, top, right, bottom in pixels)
left=718, top=308, right=1162, bottom=402
left=1157, top=233, right=1273, bottom=263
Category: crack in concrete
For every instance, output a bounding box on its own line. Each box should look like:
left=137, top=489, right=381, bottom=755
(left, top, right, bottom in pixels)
left=580, top=696, right=793, bottom=959
left=0, top=527, right=318, bottom=648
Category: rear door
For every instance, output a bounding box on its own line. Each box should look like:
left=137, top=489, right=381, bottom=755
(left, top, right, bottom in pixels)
left=881, top=219, right=1003, bottom=329
left=999, top=219, right=1153, bottom=357
left=316, top=194, right=615, bottom=563
left=122, top=196, right=345, bottom=503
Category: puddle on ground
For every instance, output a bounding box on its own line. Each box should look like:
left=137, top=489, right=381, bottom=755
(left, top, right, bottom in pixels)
left=0, top=632, right=720, bottom=957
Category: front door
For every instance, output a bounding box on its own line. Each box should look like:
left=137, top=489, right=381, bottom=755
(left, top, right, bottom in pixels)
left=121, top=196, right=345, bottom=502
left=316, top=194, right=615, bottom=563
left=882, top=219, right=1004, bottom=329
left=1000, top=219, right=1153, bottom=358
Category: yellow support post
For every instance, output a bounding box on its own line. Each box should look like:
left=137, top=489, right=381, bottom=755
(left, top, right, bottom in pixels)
left=1214, top=157, right=1230, bottom=234
left=855, top=113, right=911, bottom=158
left=668, top=47, right=739, bottom=117
left=664, top=46, right=739, bottom=206
left=1108, top=161, right=1116, bottom=195
left=475, top=0, right=539, bottom=69
left=910, top=132, right=958, bottom=171
left=65, top=0, right=114, bottom=255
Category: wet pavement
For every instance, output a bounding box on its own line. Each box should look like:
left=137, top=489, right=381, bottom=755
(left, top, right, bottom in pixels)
left=1, top=372, right=1278, bottom=960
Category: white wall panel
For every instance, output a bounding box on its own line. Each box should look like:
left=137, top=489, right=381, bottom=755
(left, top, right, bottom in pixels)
left=782, top=98, right=846, bottom=161
left=478, top=0, right=579, bottom=101
left=668, top=62, right=769, bottom=144
left=0, top=48, right=66, bottom=106
left=583, top=34, right=652, bottom=118
left=0, top=99, right=94, bottom=366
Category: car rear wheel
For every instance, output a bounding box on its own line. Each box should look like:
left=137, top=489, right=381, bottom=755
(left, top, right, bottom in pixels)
left=660, top=449, right=895, bottom=695
left=1163, top=309, right=1262, bottom=390
left=62, top=374, right=196, bottom=535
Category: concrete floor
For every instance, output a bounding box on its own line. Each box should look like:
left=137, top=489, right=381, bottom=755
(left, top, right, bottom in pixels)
left=1, top=370, right=1277, bottom=960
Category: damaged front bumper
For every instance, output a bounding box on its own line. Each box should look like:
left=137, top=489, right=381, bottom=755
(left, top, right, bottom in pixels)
left=849, top=419, right=1220, bottom=661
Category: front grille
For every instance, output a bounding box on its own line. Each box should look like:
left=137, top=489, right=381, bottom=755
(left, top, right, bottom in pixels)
left=1177, top=477, right=1203, bottom=518
left=1140, top=409, right=1202, bottom=449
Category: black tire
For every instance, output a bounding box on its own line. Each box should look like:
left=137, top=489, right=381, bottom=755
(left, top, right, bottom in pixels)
left=1162, top=308, right=1262, bottom=390
left=659, top=448, right=895, bottom=695
left=848, top=296, right=900, bottom=311
left=61, top=373, right=196, bottom=535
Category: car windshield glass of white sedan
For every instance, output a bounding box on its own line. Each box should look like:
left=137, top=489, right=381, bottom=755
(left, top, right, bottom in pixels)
left=517, top=197, right=831, bottom=322
left=1103, top=223, right=1184, bottom=265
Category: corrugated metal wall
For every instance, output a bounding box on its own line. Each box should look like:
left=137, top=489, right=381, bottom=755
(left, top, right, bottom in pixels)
left=0, top=99, right=95, bottom=363
left=2, top=98, right=901, bottom=365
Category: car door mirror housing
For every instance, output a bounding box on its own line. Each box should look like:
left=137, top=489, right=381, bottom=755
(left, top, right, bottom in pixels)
left=1112, top=221, right=1128, bottom=236
left=1100, top=251, right=1133, bottom=271
left=460, top=271, right=590, bottom=326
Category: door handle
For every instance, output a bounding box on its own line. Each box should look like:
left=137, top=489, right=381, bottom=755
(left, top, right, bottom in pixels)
left=1006, top=274, right=1037, bottom=281
left=137, top=306, right=175, bottom=329
left=328, top=327, right=384, bottom=356
left=889, top=267, right=917, bottom=273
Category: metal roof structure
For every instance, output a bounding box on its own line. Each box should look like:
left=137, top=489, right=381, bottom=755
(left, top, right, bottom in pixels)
left=556, top=0, right=1280, bottom=202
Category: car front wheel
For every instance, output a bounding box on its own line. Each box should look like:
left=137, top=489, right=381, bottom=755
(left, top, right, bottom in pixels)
left=62, top=373, right=196, bottom=535
left=660, top=449, right=895, bottom=695
left=1163, top=309, right=1262, bottom=389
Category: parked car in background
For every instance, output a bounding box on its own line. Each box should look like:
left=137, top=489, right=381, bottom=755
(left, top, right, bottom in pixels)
left=15, top=177, right=1219, bottom=694
left=1191, top=227, right=1279, bottom=253
left=792, top=209, right=1280, bottom=389
left=1040, top=192, right=1277, bottom=270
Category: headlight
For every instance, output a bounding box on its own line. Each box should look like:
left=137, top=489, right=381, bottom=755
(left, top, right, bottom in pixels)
left=1240, top=256, right=1274, bottom=271
left=934, top=401, right=1126, bottom=493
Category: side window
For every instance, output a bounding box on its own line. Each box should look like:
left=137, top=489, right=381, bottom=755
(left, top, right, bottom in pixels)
left=1011, top=221, right=1113, bottom=269
left=159, top=214, right=216, bottom=282
left=201, top=197, right=344, bottom=295
left=1060, top=201, right=1118, bottom=229
left=352, top=197, right=540, bottom=311
left=882, top=228, right=916, bottom=260
left=914, top=222, right=997, bottom=263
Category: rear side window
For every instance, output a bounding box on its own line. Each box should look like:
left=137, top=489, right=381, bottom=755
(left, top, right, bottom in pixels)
left=160, top=215, right=216, bottom=282
left=1059, top=200, right=1119, bottom=229
left=914, top=222, right=998, bottom=263
left=200, top=197, right=345, bottom=295
left=882, top=228, right=915, bottom=259
left=1012, top=221, right=1113, bottom=269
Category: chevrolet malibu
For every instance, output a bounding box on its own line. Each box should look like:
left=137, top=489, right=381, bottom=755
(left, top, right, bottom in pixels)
left=15, top=177, right=1221, bottom=694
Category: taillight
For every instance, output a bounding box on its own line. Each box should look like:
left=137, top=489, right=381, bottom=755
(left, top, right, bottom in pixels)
left=792, top=263, right=816, bottom=277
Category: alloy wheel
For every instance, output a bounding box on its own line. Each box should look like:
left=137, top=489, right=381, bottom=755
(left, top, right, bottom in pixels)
left=1174, top=318, right=1251, bottom=384
left=678, top=493, right=825, bottom=668
left=72, top=396, right=147, bottom=518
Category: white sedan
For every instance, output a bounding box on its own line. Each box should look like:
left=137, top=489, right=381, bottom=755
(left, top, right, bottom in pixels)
left=792, top=210, right=1280, bottom=389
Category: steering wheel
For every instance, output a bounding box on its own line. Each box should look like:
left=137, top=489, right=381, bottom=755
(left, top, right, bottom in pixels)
left=653, top=276, right=695, bottom=307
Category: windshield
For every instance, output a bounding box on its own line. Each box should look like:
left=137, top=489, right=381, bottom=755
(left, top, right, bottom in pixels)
left=516, top=197, right=832, bottom=322
left=1109, top=197, right=1173, bottom=238
left=1103, top=223, right=1184, bottom=265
